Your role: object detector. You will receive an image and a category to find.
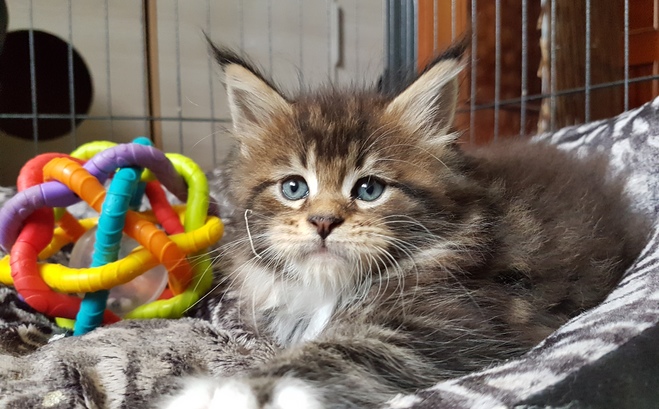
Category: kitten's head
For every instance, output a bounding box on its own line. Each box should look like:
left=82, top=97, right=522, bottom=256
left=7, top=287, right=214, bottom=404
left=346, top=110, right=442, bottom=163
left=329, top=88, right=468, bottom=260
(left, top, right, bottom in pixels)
left=213, top=43, right=482, bottom=296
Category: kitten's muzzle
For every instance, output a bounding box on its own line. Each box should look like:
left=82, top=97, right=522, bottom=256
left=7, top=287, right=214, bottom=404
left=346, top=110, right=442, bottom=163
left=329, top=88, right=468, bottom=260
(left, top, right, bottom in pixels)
left=307, top=215, right=344, bottom=240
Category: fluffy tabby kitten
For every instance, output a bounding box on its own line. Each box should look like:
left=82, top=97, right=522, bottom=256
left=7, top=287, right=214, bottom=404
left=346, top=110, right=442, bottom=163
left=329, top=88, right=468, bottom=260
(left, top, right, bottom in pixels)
left=164, top=42, right=647, bottom=409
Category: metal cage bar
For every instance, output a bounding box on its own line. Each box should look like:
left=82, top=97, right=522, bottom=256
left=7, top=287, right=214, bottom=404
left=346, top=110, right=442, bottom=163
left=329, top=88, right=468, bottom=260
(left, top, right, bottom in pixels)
left=469, top=0, right=478, bottom=143
left=520, top=0, right=528, bottom=138
left=624, top=0, right=630, bottom=111
left=584, top=0, right=592, bottom=123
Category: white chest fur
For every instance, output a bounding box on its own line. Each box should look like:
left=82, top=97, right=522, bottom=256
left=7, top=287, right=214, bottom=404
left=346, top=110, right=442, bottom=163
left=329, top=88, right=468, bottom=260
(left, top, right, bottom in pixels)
left=235, top=259, right=353, bottom=346
left=267, top=295, right=337, bottom=346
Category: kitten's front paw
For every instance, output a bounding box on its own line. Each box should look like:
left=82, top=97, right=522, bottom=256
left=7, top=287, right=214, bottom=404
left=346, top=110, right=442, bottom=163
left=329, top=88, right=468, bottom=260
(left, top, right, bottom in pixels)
left=163, top=376, right=324, bottom=409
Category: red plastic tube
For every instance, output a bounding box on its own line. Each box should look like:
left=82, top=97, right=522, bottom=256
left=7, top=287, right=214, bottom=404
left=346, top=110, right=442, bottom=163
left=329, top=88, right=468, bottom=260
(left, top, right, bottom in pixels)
left=10, top=153, right=119, bottom=324
left=145, top=180, right=185, bottom=235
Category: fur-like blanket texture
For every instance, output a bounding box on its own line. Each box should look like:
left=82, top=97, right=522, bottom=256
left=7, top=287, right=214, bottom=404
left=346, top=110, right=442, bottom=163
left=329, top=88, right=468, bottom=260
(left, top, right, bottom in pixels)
left=1, top=98, right=659, bottom=408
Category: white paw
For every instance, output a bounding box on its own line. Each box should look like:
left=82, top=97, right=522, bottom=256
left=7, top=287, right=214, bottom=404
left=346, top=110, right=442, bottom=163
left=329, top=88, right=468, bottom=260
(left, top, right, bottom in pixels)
left=161, top=376, right=324, bottom=409
left=161, top=377, right=230, bottom=409
left=269, top=377, right=324, bottom=409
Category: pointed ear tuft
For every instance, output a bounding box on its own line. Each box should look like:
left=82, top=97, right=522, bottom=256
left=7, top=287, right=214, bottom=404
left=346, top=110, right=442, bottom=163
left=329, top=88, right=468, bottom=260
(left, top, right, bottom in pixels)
left=206, top=38, right=291, bottom=134
left=386, top=42, right=466, bottom=140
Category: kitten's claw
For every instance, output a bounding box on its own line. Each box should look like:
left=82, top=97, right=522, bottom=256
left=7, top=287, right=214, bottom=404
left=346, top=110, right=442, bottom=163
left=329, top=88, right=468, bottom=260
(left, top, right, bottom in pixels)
left=163, top=377, right=324, bottom=409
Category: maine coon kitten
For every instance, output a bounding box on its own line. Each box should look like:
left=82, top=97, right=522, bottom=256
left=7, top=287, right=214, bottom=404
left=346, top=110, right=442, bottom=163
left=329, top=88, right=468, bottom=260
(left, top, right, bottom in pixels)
left=163, top=42, right=647, bottom=409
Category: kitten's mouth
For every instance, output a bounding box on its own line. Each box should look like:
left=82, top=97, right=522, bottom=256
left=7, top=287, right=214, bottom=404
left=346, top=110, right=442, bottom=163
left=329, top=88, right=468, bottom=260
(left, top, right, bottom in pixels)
left=306, top=241, right=344, bottom=259
left=312, top=244, right=332, bottom=255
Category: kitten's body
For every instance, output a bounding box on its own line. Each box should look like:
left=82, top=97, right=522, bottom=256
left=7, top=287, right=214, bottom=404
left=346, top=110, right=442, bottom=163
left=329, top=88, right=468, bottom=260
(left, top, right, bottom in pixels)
left=164, top=45, right=647, bottom=409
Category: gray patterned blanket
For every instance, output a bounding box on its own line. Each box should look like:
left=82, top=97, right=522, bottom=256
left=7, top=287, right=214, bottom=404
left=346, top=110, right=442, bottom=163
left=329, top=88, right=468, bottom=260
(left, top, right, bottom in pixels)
left=1, top=98, right=658, bottom=408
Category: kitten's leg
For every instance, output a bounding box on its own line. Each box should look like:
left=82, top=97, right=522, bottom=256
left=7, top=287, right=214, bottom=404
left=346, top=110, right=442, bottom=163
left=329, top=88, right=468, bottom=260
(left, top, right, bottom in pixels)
left=163, top=326, right=439, bottom=409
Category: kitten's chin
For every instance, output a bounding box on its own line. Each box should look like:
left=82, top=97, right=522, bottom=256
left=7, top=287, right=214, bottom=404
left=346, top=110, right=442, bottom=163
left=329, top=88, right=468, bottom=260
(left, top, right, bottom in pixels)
left=289, top=244, right=355, bottom=295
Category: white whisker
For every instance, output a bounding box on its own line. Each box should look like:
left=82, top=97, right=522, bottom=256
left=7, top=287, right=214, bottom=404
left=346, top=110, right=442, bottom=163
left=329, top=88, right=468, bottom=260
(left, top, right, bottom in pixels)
left=244, top=209, right=263, bottom=259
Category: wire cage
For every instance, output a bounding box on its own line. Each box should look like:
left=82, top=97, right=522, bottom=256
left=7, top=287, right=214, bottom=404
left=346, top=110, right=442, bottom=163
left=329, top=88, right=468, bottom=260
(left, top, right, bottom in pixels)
left=0, top=0, right=656, bottom=186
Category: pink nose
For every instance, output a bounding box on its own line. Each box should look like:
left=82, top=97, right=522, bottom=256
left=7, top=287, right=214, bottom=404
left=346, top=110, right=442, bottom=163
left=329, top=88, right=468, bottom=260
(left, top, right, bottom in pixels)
left=307, top=215, right=344, bottom=239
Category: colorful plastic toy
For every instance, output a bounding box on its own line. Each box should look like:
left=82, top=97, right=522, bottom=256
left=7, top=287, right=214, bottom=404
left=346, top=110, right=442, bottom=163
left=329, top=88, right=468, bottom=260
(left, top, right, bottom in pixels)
left=0, top=138, right=223, bottom=335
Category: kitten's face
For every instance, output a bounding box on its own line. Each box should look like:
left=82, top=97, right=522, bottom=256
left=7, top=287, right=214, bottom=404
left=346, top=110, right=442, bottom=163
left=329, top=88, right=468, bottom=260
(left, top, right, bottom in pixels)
left=215, top=46, right=474, bottom=292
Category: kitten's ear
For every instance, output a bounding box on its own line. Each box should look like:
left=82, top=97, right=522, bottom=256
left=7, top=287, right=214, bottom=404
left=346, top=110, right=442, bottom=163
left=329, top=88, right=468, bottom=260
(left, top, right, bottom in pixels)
left=385, top=41, right=466, bottom=140
left=208, top=41, right=292, bottom=134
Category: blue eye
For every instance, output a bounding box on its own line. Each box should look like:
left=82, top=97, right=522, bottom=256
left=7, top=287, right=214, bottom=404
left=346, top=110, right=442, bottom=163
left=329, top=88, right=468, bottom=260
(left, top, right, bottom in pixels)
left=281, top=176, right=309, bottom=200
left=352, top=177, right=385, bottom=201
